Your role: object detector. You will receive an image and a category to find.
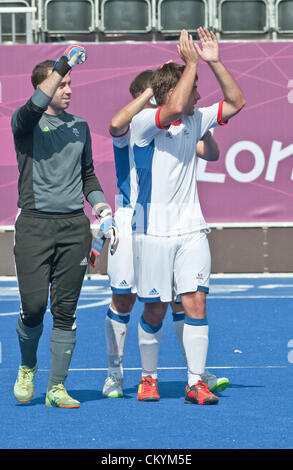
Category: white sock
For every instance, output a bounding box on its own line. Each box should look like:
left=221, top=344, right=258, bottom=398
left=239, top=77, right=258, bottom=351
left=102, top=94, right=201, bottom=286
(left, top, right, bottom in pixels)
left=183, top=318, right=209, bottom=387
left=172, top=311, right=186, bottom=359
left=138, top=315, right=163, bottom=379
left=105, top=306, right=130, bottom=377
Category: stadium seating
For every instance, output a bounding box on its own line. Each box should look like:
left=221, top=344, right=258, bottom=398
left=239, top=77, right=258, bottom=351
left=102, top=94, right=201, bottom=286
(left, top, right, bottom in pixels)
left=157, top=0, right=207, bottom=34
left=43, top=0, right=95, bottom=34
left=218, top=0, right=269, bottom=34
left=276, top=0, right=293, bottom=33
left=1, top=0, right=293, bottom=43
left=100, top=0, right=152, bottom=34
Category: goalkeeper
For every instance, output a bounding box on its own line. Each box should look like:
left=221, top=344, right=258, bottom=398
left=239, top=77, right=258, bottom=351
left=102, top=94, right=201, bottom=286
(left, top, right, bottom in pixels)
left=11, top=45, right=117, bottom=409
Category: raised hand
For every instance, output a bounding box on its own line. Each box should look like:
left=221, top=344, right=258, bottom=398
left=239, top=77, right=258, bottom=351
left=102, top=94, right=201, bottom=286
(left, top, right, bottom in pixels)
left=62, top=45, right=87, bottom=67
left=53, top=45, right=87, bottom=77
left=177, top=29, right=198, bottom=65
left=194, top=27, right=220, bottom=63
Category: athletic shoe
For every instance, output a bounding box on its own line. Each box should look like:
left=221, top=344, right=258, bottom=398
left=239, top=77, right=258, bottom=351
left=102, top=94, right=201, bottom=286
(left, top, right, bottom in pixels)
left=14, top=364, right=37, bottom=403
left=102, top=373, right=124, bottom=398
left=185, top=380, right=219, bottom=405
left=45, top=384, right=80, bottom=408
left=201, top=370, right=230, bottom=393
left=137, top=376, right=160, bottom=401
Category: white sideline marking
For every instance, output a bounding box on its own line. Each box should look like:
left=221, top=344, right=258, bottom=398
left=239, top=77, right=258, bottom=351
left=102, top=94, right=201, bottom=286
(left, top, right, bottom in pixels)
left=0, top=298, right=112, bottom=316
left=1, top=295, right=292, bottom=317
left=0, top=365, right=288, bottom=373
left=32, top=365, right=289, bottom=372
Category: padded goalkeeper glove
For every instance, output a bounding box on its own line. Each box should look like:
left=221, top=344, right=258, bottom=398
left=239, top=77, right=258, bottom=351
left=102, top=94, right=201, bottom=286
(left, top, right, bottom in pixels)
left=88, top=236, right=106, bottom=268
left=95, top=205, right=119, bottom=256
left=53, top=45, right=87, bottom=77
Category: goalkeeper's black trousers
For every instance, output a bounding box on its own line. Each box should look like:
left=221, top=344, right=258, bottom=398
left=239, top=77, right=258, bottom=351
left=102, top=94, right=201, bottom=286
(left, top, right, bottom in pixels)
left=14, top=209, right=92, bottom=330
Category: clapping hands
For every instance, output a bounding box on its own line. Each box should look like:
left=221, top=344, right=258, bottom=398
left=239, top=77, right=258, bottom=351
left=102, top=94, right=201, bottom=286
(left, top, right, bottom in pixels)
left=177, top=27, right=220, bottom=65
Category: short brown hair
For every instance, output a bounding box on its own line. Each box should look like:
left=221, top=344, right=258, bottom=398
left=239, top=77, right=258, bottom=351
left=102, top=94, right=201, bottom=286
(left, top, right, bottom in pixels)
left=150, top=62, right=185, bottom=106
left=31, top=60, right=55, bottom=89
left=129, top=70, right=153, bottom=98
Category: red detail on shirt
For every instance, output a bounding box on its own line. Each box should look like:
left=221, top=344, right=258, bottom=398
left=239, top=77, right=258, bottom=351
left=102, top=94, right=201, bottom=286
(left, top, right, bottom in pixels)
left=155, top=107, right=170, bottom=129
left=217, top=101, right=228, bottom=126
left=108, top=124, right=130, bottom=138
left=155, top=107, right=182, bottom=129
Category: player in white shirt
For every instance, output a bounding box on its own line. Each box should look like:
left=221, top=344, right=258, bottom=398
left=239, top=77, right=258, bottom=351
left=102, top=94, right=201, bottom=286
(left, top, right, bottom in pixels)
left=102, top=69, right=228, bottom=399
left=131, top=28, right=245, bottom=404
left=102, top=72, right=154, bottom=398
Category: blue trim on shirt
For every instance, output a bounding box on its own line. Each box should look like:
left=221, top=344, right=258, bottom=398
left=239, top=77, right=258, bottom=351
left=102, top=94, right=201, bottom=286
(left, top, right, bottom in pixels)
left=132, top=140, right=155, bottom=233
left=113, top=144, right=131, bottom=207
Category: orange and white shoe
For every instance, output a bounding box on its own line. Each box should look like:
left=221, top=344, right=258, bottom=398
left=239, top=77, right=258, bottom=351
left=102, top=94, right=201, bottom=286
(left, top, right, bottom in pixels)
left=185, top=380, right=219, bottom=405
left=137, top=376, right=160, bottom=402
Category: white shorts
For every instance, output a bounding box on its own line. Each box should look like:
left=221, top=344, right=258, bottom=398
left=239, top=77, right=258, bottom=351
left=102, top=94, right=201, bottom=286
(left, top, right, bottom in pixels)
left=133, top=230, right=211, bottom=303
left=107, top=207, right=136, bottom=294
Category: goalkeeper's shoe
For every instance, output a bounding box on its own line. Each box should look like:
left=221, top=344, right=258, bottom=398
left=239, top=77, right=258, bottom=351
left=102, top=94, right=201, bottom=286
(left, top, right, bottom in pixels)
left=137, top=376, right=160, bottom=402
left=45, top=384, right=80, bottom=408
left=201, top=370, right=230, bottom=393
left=102, top=373, right=124, bottom=398
left=14, top=364, right=37, bottom=403
left=185, top=380, right=219, bottom=405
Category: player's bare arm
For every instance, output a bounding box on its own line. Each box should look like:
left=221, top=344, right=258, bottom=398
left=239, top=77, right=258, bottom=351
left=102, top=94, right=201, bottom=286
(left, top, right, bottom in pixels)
left=196, top=131, right=219, bottom=161
left=159, top=29, right=198, bottom=127
left=195, top=27, right=245, bottom=121
left=110, top=87, right=154, bottom=136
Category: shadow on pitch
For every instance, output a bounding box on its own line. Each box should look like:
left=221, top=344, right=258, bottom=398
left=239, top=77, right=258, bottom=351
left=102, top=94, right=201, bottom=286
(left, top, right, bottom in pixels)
left=15, top=389, right=104, bottom=406
left=15, top=382, right=262, bottom=406
left=124, top=380, right=186, bottom=399
left=123, top=381, right=264, bottom=399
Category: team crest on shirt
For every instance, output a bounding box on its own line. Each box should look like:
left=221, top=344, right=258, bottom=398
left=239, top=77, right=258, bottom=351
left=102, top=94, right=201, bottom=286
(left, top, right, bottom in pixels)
left=72, top=127, right=80, bottom=137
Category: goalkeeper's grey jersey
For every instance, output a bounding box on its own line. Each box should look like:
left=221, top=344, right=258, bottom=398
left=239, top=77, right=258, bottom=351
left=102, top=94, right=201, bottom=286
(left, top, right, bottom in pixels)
left=11, top=88, right=102, bottom=213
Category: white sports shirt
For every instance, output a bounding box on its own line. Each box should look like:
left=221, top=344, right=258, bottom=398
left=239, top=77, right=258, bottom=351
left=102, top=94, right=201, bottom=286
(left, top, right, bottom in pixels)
left=130, top=101, right=227, bottom=236
left=111, top=126, right=138, bottom=210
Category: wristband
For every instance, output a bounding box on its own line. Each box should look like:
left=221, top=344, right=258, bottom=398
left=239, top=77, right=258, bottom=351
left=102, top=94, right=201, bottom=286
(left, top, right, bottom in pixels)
left=53, top=56, right=72, bottom=77
left=94, top=203, right=111, bottom=218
